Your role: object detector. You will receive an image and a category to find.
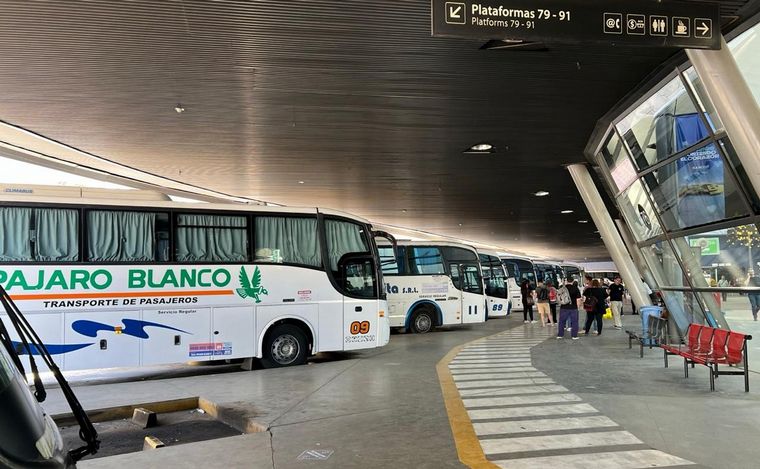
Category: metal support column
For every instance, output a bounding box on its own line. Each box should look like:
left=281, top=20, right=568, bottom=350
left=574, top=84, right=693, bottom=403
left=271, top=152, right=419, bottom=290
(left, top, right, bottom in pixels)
left=687, top=36, right=760, bottom=197
left=567, top=164, right=652, bottom=308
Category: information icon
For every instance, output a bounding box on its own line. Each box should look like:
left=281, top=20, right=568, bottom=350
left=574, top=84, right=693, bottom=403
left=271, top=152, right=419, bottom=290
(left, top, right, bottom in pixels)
left=672, top=16, right=690, bottom=37
left=649, top=15, right=668, bottom=36
left=626, top=14, right=646, bottom=35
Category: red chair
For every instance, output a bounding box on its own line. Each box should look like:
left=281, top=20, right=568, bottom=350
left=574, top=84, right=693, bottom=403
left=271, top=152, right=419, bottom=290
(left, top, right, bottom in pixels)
left=711, top=332, right=751, bottom=392
left=663, top=324, right=701, bottom=368
left=682, top=326, right=714, bottom=378
left=705, top=329, right=729, bottom=391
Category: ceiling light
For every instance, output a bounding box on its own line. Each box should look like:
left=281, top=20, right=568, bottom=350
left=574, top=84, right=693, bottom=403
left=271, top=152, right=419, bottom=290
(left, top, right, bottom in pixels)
left=578, top=220, right=589, bottom=223
left=174, top=104, right=185, bottom=113
left=463, top=143, right=495, bottom=154
left=401, top=209, right=407, bottom=213
left=534, top=191, right=550, bottom=197
left=561, top=210, right=574, bottom=214
left=298, top=180, right=305, bottom=184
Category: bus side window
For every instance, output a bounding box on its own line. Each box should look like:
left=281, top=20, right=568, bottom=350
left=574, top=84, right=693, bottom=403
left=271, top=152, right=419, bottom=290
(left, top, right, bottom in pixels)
left=409, top=247, right=445, bottom=275
left=176, top=213, right=249, bottom=263
left=462, top=265, right=483, bottom=295
left=324, top=219, right=369, bottom=273
left=0, top=207, right=81, bottom=263
left=378, top=245, right=399, bottom=274
left=88, top=210, right=166, bottom=262
left=255, top=216, right=321, bottom=267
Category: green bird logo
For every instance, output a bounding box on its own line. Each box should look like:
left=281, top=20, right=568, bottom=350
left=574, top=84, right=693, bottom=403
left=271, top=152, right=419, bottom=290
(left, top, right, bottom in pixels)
left=236, top=266, right=268, bottom=303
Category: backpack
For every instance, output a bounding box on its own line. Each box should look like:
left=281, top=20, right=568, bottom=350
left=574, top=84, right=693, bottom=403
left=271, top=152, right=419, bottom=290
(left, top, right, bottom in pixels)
left=557, top=285, right=571, bottom=306
left=583, top=293, right=599, bottom=312
left=549, top=287, right=557, bottom=303
left=537, top=286, right=549, bottom=301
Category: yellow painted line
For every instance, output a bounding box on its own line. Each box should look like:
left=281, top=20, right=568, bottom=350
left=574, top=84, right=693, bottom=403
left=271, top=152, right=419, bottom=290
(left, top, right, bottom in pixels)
left=437, top=332, right=504, bottom=469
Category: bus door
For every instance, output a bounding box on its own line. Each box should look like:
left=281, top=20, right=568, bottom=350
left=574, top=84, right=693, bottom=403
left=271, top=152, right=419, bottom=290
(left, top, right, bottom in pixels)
left=337, top=253, right=381, bottom=350
left=450, top=262, right=485, bottom=324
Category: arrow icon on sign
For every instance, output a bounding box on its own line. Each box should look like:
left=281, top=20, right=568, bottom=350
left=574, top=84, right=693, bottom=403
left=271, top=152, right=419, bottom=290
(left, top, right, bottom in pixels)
left=697, top=21, right=710, bottom=36
left=449, top=5, right=462, bottom=19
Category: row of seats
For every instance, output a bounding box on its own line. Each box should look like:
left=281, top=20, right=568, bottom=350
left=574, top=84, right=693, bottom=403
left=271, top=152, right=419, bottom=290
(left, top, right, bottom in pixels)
left=661, top=324, right=752, bottom=392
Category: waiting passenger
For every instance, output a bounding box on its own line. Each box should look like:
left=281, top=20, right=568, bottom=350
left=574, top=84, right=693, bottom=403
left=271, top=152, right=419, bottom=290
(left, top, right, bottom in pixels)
left=608, top=276, right=625, bottom=329
left=583, top=279, right=609, bottom=336
left=535, top=280, right=553, bottom=327
left=747, top=271, right=760, bottom=321
left=556, top=278, right=582, bottom=339
left=547, top=281, right=558, bottom=324
left=520, top=279, right=535, bottom=324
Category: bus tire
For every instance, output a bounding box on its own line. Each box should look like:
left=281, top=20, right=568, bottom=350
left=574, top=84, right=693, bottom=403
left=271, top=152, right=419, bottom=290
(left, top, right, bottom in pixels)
left=410, top=306, right=435, bottom=334
left=261, top=324, right=308, bottom=368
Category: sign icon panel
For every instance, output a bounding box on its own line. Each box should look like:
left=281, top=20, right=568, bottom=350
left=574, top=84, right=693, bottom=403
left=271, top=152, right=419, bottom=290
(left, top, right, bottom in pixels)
left=695, top=18, right=712, bottom=38
left=603, top=13, right=623, bottom=34
left=445, top=2, right=466, bottom=25
left=626, top=14, right=646, bottom=35
left=673, top=17, right=690, bottom=37
left=650, top=15, right=668, bottom=36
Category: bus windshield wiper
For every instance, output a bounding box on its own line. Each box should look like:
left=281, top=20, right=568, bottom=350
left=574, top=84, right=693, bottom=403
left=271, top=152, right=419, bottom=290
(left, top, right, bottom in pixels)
left=0, top=285, right=100, bottom=463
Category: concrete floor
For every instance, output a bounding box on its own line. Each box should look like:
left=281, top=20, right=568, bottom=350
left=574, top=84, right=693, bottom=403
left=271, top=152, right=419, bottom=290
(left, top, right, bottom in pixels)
left=40, top=311, right=760, bottom=469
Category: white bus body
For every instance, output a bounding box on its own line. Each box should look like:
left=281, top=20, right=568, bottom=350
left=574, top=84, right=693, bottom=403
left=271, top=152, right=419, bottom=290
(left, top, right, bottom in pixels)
left=378, top=241, right=486, bottom=333
left=0, top=185, right=391, bottom=370
left=500, top=255, right=536, bottom=312
left=477, top=249, right=510, bottom=318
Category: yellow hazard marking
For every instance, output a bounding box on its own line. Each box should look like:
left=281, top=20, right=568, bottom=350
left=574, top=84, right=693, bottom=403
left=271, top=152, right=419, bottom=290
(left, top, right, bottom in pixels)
left=437, top=334, right=501, bottom=469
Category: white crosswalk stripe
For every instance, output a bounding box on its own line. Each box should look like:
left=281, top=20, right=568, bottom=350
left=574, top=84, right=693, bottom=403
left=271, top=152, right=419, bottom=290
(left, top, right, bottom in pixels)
left=449, top=326, right=696, bottom=467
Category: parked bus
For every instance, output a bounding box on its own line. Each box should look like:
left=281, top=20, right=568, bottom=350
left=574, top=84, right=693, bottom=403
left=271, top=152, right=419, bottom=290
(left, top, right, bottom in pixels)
left=378, top=241, right=486, bottom=333
left=0, top=185, right=392, bottom=370
left=561, top=262, right=586, bottom=284
left=500, top=255, right=536, bottom=312
left=534, top=260, right=565, bottom=287
left=477, top=249, right=510, bottom=318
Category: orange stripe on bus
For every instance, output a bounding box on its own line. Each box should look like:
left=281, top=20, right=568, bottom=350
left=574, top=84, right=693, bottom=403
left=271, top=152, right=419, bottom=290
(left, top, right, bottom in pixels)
left=9, top=290, right=235, bottom=301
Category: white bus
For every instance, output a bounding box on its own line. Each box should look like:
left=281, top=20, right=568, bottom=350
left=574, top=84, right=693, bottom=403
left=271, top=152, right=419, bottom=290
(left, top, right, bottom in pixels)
left=500, top=255, right=536, bottom=312
left=476, top=249, right=510, bottom=318
left=377, top=241, right=486, bottom=333
left=0, top=185, right=392, bottom=370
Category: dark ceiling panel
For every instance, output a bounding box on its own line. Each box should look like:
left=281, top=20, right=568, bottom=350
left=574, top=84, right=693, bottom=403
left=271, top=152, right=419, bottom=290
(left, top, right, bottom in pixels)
left=0, top=0, right=758, bottom=260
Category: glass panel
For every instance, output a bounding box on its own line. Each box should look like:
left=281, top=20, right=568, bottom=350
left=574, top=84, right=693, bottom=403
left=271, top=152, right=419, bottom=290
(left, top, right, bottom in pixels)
left=461, top=265, right=484, bottom=295
left=514, top=259, right=536, bottom=284
left=34, top=208, right=79, bottom=262
left=341, top=258, right=376, bottom=299
left=643, top=143, right=748, bottom=230
left=409, top=247, right=445, bottom=275
left=640, top=241, right=684, bottom=287
left=176, top=213, right=247, bottom=263
left=88, top=210, right=158, bottom=262
left=324, top=219, right=369, bottom=272
left=378, top=245, right=399, bottom=274
left=441, top=246, right=478, bottom=262
left=616, top=179, right=663, bottom=242
left=0, top=207, right=32, bottom=261
left=718, top=138, right=760, bottom=212
left=601, top=132, right=637, bottom=192
left=659, top=290, right=709, bottom=338
left=617, top=75, right=705, bottom=170
left=255, top=216, right=320, bottom=267
left=683, top=68, right=724, bottom=132
left=502, top=259, right=519, bottom=278
left=729, top=23, right=760, bottom=105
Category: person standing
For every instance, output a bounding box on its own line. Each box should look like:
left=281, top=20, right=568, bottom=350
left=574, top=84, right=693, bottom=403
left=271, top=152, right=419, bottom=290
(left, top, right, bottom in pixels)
left=718, top=275, right=729, bottom=302
left=548, top=281, right=558, bottom=324
left=747, top=272, right=760, bottom=321
left=556, top=277, right=582, bottom=339
left=608, top=276, right=625, bottom=330
left=583, top=279, right=609, bottom=336
left=535, top=280, right=553, bottom=327
left=520, top=279, right=535, bottom=323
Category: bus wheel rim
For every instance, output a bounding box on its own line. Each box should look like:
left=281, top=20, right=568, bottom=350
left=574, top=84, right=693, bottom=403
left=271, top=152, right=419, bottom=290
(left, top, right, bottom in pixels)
left=272, top=335, right=299, bottom=364
left=416, top=314, right=431, bottom=331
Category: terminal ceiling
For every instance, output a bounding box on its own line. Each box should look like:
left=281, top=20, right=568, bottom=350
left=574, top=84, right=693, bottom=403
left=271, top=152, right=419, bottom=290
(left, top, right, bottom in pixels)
left=0, top=0, right=758, bottom=260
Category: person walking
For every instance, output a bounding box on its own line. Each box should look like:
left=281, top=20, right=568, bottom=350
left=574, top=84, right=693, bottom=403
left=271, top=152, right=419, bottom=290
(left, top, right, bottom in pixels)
left=520, top=279, right=535, bottom=323
left=718, top=275, right=729, bottom=302
left=608, top=276, right=625, bottom=330
left=548, top=281, right=558, bottom=324
left=535, top=280, right=553, bottom=327
left=583, top=279, right=609, bottom=336
left=556, top=277, right=582, bottom=339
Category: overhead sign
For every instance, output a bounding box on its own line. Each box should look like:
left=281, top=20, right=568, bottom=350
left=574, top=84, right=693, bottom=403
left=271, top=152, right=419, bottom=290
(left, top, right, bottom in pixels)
left=690, top=237, right=720, bottom=256
left=431, top=0, right=721, bottom=49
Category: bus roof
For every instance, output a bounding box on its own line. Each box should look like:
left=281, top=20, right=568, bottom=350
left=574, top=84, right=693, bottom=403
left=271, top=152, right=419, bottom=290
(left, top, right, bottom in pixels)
left=390, top=240, right=478, bottom=252
left=0, top=184, right=370, bottom=223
